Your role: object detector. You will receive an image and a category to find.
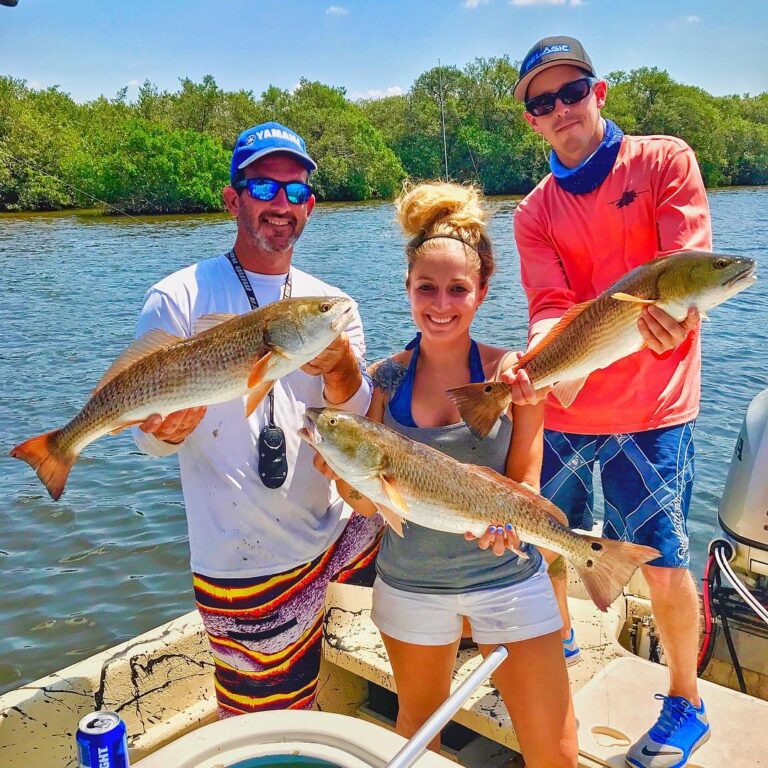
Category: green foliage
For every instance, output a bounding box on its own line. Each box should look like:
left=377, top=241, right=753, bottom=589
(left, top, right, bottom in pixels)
left=0, top=63, right=766, bottom=213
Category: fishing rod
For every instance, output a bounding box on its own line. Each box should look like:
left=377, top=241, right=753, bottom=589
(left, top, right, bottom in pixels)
left=437, top=58, right=449, bottom=182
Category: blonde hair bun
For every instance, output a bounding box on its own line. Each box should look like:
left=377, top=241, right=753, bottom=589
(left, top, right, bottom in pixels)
left=395, top=181, right=487, bottom=239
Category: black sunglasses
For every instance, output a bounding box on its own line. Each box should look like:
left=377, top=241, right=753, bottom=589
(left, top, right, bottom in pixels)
left=234, top=177, right=313, bottom=205
left=525, top=77, right=598, bottom=117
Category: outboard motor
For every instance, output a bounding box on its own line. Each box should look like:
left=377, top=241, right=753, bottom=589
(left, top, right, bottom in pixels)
left=718, top=387, right=768, bottom=577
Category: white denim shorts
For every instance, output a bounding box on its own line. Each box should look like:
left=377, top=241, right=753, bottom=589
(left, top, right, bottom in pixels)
left=371, top=560, right=562, bottom=646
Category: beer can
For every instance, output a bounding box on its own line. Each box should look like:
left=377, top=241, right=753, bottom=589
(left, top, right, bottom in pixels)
left=76, top=710, right=130, bottom=768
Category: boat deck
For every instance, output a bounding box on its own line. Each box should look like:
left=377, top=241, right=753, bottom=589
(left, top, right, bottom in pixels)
left=1, top=582, right=766, bottom=767
left=324, top=582, right=768, bottom=768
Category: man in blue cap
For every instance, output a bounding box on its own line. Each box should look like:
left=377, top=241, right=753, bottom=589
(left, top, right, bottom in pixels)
left=132, top=122, right=383, bottom=717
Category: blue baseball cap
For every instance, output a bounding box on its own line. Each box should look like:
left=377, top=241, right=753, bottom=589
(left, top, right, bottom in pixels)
left=230, top=121, right=317, bottom=184
left=514, top=36, right=595, bottom=102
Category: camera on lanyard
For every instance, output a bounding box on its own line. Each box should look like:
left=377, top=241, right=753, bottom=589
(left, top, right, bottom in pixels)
left=258, top=392, right=288, bottom=489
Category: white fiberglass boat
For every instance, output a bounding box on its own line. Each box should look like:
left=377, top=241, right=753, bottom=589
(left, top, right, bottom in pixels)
left=2, top=392, right=768, bottom=768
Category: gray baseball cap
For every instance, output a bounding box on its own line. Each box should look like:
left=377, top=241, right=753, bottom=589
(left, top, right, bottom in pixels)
left=514, top=36, right=595, bottom=103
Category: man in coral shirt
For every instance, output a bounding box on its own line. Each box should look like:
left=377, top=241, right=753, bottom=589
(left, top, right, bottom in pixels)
left=509, top=36, right=711, bottom=768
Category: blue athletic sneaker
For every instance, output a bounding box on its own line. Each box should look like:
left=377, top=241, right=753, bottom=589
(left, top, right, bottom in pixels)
left=562, top=627, right=581, bottom=665
left=625, top=694, right=710, bottom=768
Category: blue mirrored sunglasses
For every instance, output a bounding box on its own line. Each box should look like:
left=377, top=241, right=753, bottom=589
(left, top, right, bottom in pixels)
left=234, top=177, right=313, bottom=205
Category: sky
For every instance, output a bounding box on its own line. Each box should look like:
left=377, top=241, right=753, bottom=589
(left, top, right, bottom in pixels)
left=0, top=0, right=766, bottom=103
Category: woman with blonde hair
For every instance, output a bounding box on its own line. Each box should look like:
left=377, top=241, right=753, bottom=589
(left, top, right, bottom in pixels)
left=315, top=181, right=577, bottom=767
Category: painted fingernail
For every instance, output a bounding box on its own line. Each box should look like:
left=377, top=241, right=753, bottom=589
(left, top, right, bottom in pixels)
left=505, top=523, right=514, bottom=531
left=488, top=526, right=497, bottom=534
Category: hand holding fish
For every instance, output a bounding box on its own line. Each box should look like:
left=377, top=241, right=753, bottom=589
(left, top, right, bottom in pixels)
left=301, top=332, right=362, bottom=404
left=638, top=305, right=699, bottom=355
left=464, top=524, right=523, bottom=557
left=312, top=450, right=338, bottom=481
left=498, top=351, right=552, bottom=407
left=140, top=407, right=207, bottom=444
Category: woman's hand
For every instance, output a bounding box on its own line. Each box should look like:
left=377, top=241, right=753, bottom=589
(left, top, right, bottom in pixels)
left=464, top=524, right=524, bottom=558
left=312, top=451, right=339, bottom=481
left=498, top=351, right=552, bottom=406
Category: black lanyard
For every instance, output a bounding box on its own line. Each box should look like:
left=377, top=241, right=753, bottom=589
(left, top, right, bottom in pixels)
left=226, top=249, right=292, bottom=427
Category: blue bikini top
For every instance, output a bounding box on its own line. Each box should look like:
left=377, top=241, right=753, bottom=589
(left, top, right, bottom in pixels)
left=389, top=333, right=486, bottom=428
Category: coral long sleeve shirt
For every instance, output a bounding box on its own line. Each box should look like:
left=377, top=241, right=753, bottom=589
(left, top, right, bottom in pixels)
left=515, top=135, right=712, bottom=435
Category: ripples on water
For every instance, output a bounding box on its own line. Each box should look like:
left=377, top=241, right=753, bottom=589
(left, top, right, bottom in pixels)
left=1, top=189, right=766, bottom=693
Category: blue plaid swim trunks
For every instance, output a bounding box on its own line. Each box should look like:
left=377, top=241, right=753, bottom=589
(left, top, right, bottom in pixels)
left=540, top=421, right=695, bottom=568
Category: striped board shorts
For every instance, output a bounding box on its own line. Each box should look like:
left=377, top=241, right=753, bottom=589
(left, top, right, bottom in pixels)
left=193, top=512, right=384, bottom=717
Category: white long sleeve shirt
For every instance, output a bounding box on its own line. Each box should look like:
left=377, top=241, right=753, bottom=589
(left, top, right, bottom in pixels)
left=132, top=254, right=371, bottom=578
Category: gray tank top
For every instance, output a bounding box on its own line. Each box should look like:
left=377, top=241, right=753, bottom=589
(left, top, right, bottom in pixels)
left=376, top=405, right=543, bottom=594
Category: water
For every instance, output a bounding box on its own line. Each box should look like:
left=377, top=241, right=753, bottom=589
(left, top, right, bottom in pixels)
left=1, top=189, right=766, bottom=695
left=230, top=759, right=342, bottom=768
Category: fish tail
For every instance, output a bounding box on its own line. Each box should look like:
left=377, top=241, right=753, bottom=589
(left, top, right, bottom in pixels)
left=572, top=536, right=660, bottom=612
left=9, top=429, right=75, bottom=501
left=445, top=382, right=510, bottom=440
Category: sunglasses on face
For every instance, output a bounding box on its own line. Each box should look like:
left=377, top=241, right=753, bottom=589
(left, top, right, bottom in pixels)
left=525, top=76, right=598, bottom=117
left=234, top=177, right=313, bottom=205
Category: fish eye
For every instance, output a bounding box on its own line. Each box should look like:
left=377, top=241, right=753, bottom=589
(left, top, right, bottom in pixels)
left=714, top=258, right=730, bottom=270
left=320, top=302, right=332, bottom=313
left=329, top=418, right=337, bottom=426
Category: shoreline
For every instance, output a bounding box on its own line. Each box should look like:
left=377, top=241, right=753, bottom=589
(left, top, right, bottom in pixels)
left=2, top=184, right=766, bottom=219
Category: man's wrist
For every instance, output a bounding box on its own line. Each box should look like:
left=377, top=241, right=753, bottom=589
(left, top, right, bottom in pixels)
left=323, top=357, right=363, bottom=404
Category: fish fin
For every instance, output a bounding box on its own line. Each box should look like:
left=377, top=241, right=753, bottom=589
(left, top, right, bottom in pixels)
left=245, top=382, right=273, bottom=418
left=446, top=382, right=510, bottom=440
left=547, top=555, right=567, bottom=578
left=193, top=313, right=238, bottom=335
left=376, top=504, right=405, bottom=537
left=247, top=351, right=274, bottom=389
left=551, top=376, right=588, bottom=408
left=611, top=292, right=656, bottom=304
left=268, top=345, right=295, bottom=359
left=108, top=420, right=145, bottom=435
left=380, top=475, right=410, bottom=516
left=93, top=330, right=182, bottom=394
left=546, top=506, right=570, bottom=528
left=515, top=300, right=594, bottom=370
left=571, top=536, right=660, bottom=612
left=9, top=429, right=74, bottom=501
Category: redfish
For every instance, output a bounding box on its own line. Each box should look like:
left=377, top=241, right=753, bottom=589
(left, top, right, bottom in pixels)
left=11, top=297, right=355, bottom=500
left=448, top=251, right=756, bottom=438
left=300, top=408, right=661, bottom=611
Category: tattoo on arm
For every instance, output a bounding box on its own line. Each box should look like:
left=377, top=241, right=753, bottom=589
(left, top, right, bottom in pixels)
left=369, top=357, right=407, bottom=396
left=348, top=489, right=363, bottom=500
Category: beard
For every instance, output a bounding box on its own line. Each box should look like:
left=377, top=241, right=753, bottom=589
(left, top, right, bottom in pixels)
left=243, top=213, right=302, bottom=255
